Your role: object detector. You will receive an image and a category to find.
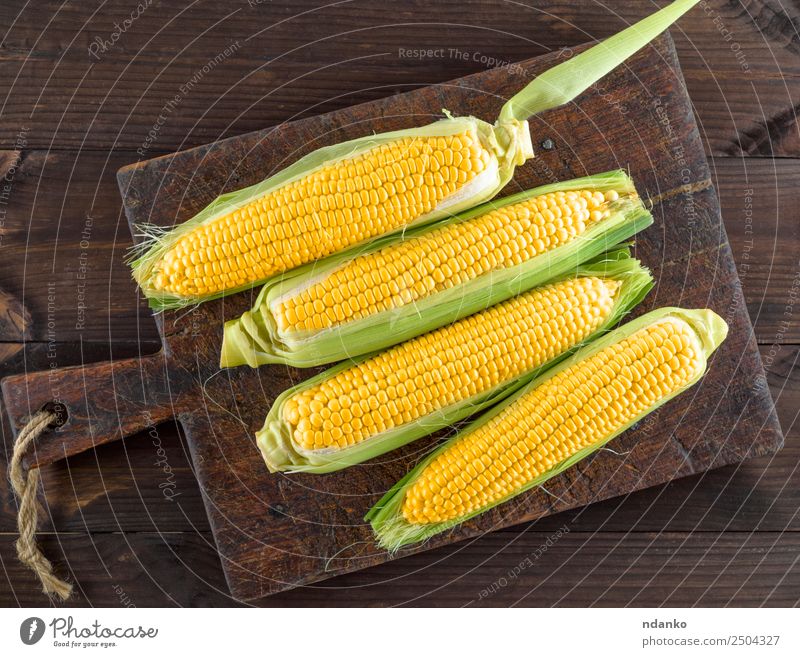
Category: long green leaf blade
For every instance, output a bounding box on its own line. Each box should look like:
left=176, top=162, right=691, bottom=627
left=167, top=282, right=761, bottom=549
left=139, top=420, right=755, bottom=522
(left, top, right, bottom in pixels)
left=499, top=0, right=699, bottom=122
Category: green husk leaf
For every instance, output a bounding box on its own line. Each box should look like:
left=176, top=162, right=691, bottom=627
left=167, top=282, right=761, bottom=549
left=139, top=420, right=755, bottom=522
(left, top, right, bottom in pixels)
left=221, top=170, right=652, bottom=368
left=367, top=306, right=728, bottom=550
left=498, top=0, right=700, bottom=123
left=255, top=248, right=653, bottom=474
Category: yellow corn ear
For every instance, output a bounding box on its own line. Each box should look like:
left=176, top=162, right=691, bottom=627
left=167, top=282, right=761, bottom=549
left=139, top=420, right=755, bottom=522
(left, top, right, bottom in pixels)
left=151, top=131, right=500, bottom=299
left=273, top=188, right=620, bottom=334
left=132, top=118, right=529, bottom=310
left=368, top=307, right=727, bottom=550
left=287, top=276, right=619, bottom=453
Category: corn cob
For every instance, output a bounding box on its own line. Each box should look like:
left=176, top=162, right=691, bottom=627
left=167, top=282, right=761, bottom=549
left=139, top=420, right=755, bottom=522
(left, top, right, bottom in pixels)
left=257, top=251, right=652, bottom=473
left=367, top=307, right=728, bottom=550
left=131, top=0, right=699, bottom=310
left=221, top=171, right=652, bottom=368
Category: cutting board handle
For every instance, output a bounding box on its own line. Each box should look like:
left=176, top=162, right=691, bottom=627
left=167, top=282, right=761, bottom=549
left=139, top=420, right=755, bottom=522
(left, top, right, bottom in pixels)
left=1, top=352, right=187, bottom=469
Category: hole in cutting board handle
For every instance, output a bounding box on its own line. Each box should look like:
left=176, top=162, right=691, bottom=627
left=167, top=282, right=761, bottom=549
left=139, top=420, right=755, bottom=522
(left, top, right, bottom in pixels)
left=41, top=401, right=69, bottom=428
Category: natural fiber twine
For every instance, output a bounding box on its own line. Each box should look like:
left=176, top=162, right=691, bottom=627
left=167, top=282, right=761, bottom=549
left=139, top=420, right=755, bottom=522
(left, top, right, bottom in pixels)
left=9, top=409, right=73, bottom=601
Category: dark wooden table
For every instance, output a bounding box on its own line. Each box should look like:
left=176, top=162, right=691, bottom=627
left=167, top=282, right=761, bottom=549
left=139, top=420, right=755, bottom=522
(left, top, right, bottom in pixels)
left=1, top=0, right=798, bottom=607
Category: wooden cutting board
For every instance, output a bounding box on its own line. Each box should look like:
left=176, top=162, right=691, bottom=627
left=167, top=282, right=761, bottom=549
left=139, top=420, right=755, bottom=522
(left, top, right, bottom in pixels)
left=1, top=33, right=783, bottom=601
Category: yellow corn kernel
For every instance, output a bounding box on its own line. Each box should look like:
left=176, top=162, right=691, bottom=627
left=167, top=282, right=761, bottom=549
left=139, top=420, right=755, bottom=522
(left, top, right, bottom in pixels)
left=282, top=276, right=621, bottom=452
left=400, top=317, right=704, bottom=525
left=152, top=133, right=490, bottom=298
left=273, top=189, right=619, bottom=333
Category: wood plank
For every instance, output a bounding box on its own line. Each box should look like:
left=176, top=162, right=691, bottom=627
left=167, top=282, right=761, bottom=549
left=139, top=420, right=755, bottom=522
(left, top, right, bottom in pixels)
left=0, top=0, right=796, bottom=155
left=712, top=157, right=800, bottom=345
left=3, top=530, right=800, bottom=607
left=0, top=342, right=206, bottom=533
left=689, top=74, right=800, bottom=158
left=0, top=149, right=159, bottom=343
left=298, top=530, right=800, bottom=607
left=1, top=153, right=799, bottom=345
left=0, top=532, right=231, bottom=607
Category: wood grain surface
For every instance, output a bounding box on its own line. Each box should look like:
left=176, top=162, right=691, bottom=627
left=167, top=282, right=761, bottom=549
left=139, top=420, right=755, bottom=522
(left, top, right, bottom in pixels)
left=2, top=30, right=782, bottom=601
left=0, top=0, right=797, bottom=607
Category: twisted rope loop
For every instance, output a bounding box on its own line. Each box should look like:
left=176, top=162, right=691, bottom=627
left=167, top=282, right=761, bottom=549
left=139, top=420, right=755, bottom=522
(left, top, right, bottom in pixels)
left=9, top=410, right=72, bottom=601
